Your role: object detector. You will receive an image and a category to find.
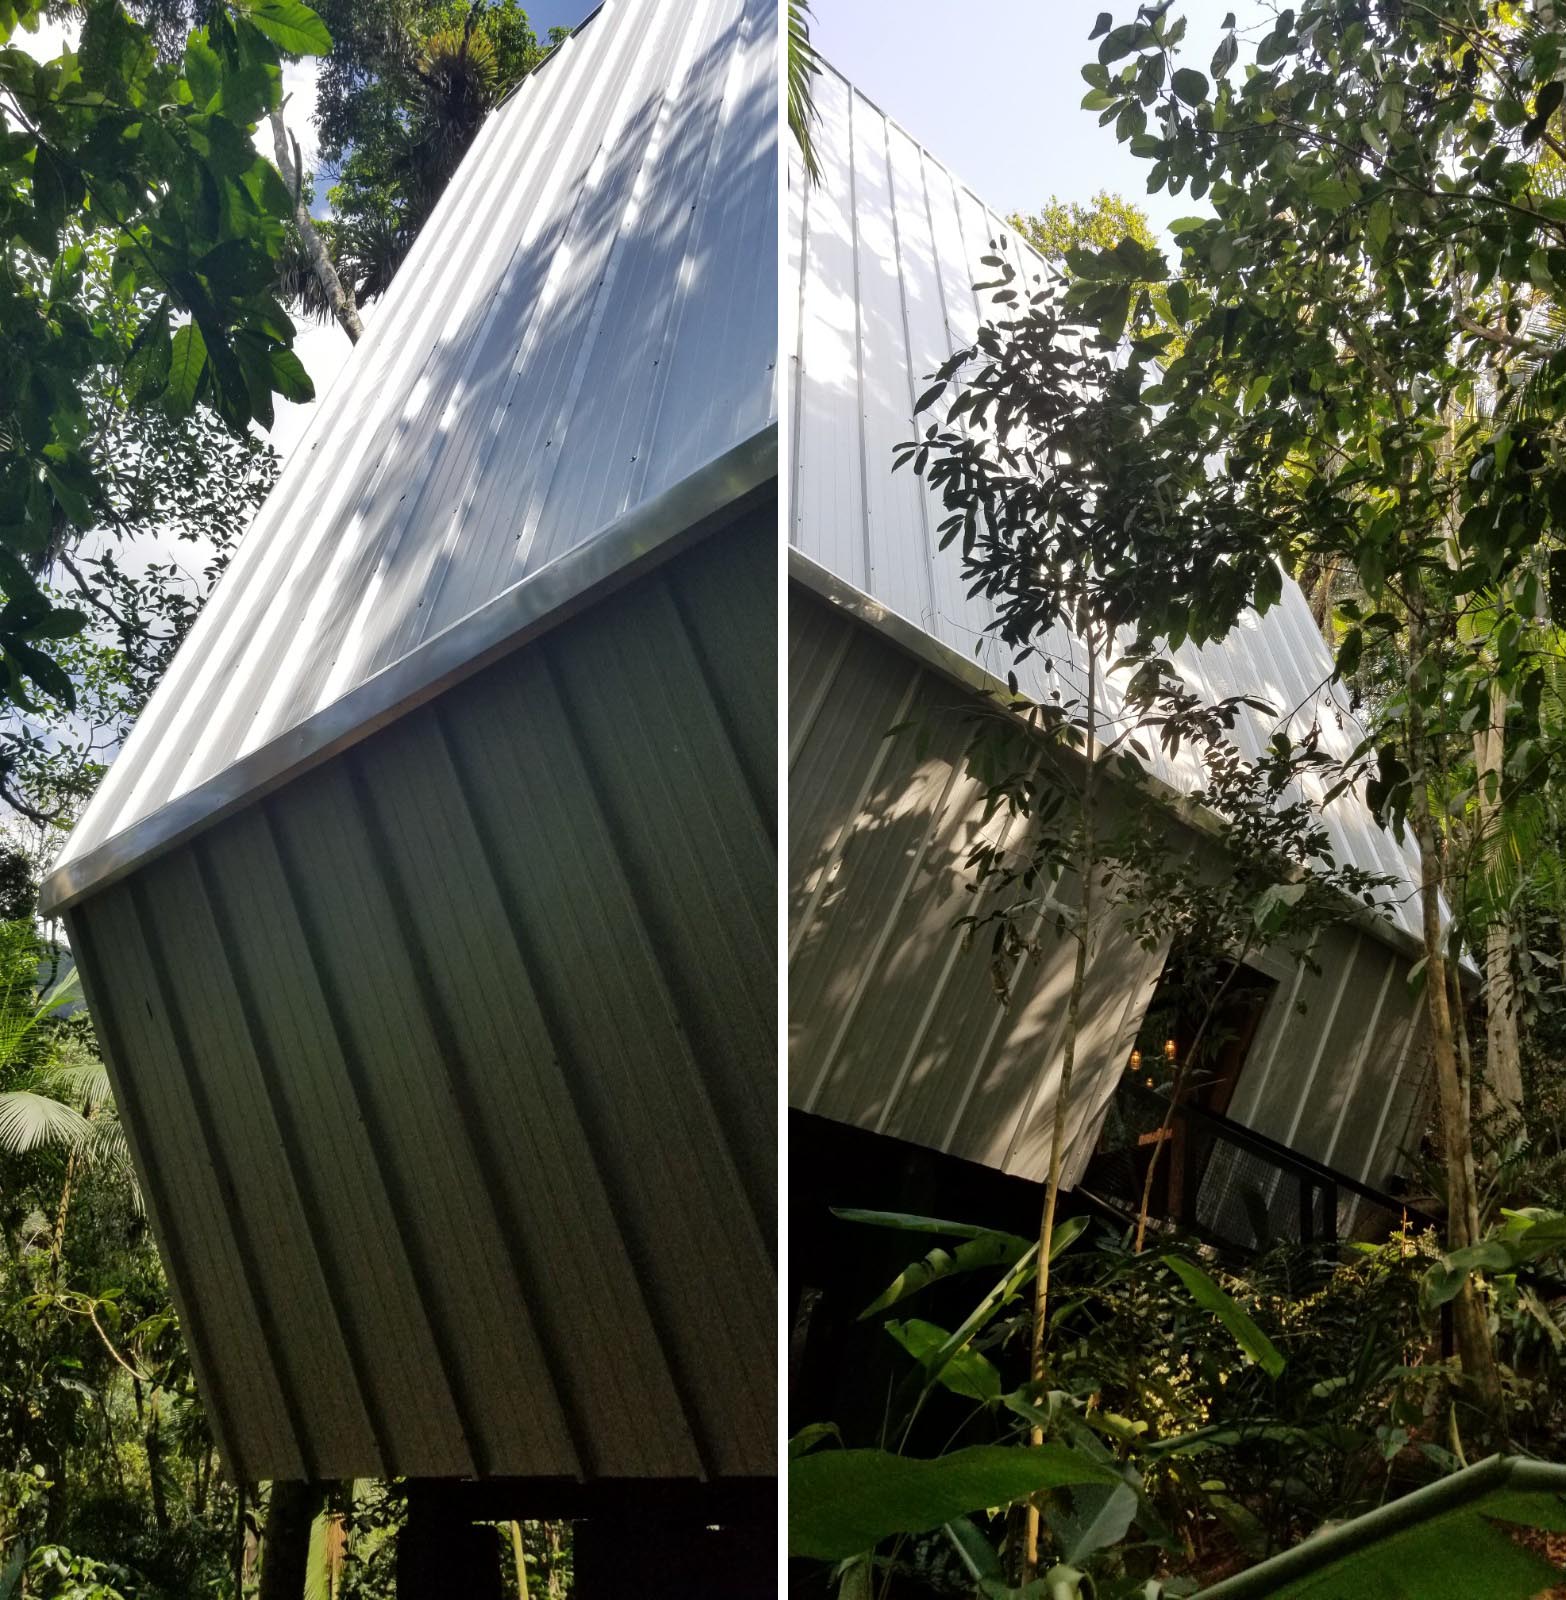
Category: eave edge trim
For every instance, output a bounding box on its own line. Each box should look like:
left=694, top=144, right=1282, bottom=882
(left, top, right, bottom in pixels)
left=43, top=424, right=778, bottom=918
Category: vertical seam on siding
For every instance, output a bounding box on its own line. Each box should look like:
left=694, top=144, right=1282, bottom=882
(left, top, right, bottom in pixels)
left=790, top=666, right=921, bottom=980
left=427, top=710, right=718, bottom=1481
left=1280, top=931, right=1360, bottom=1152
left=127, top=876, right=316, bottom=1481
left=341, top=746, right=590, bottom=1479
left=786, top=604, right=853, bottom=773
left=1225, top=936, right=1315, bottom=1126
left=261, top=800, right=486, bottom=1479
left=1320, top=946, right=1398, bottom=1170
left=788, top=101, right=812, bottom=552
left=883, top=126, right=939, bottom=632
left=847, top=87, right=874, bottom=592
left=66, top=909, right=248, bottom=1485
left=664, top=543, right=775, bottom=842
left=805, top=751, right=962, bottom=1116
left=190, top=839, right=394, bottom=1477
left=636, top=0, right=754, bottom=503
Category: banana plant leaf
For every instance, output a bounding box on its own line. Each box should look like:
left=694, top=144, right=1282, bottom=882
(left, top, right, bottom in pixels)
left=789, top=1444, right=1122, bottom=1561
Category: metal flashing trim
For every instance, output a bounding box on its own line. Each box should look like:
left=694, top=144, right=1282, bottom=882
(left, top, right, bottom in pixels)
left=786, top=547, right=1430, bottom=972
left=42, top=427, right=776, bottom=919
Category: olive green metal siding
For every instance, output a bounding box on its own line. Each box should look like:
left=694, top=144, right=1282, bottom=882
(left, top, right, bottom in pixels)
left=67, top=506, right=776, bottom=1486
left=788, top=584, right=1432, bottom=1194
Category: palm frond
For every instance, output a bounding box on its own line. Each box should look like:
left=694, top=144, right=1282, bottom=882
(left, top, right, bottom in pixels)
left=0, top=1090, right=93, bottom=1154
left=34, top=1058, right=113, bottom=1118
left=788, top=0, right=823, bottom=185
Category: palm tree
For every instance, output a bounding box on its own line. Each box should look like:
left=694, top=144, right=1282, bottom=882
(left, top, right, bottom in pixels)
left=0, top=940, right=138, bottom=1263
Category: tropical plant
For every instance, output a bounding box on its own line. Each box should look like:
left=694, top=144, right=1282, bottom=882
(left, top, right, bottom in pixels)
left=284, top=0, right=562, bottom=308
left=788, top=0, right=821, bottom=184
left=0, top=0, right=327, bottom=706
left=789, top=1205, right=1460, bottom=1597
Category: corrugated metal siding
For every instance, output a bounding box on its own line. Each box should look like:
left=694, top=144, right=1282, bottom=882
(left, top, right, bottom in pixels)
left=788, top=588, right=1166, bottom=1186
left=56, top=0, right=777, bottom=874
left=68, top=507, right=776, bottom=1484
left=787, top=65, right=1423, bottom=944
left=788, top=588, right=1429, bottom=1192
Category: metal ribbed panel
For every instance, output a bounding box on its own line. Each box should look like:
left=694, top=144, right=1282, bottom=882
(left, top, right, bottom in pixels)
left=67, top=507, right=776, bottom=1484
left=789, top=61, right=1423, bottom=944
left=787, top=588, right=1428, bottom=1191
left=55, top=0, right=777, bottom=877
left=788, top=589, right=1167, bottom=1186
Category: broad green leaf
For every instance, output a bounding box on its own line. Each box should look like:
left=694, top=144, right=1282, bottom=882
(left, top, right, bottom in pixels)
left=1252, top=880, right=1308, bottom=937
left=1366, top=198, right=1392, bottom=257
left=789, top=1421, right=842, bottom=1458
left=1051, top=1478, right=1140, bottom=1565
left=859, top=1229, right=1032, bottom=1318
left=832, top=1207, right=1018, bottom=1240
left=166, top=323, right=207, bottom=415
left=1162, top=1255, right=1285, bottom=1377
left=788, top=1445, right=1121, bottom=1560
left=235, top=0, right=331, bottom=55
left=886, top=1318, right=1003, bottom=1401
left=268, top=346, right=314, bottom=403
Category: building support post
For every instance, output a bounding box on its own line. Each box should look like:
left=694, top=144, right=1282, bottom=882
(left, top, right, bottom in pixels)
left=397, top=1482, right=504, bottom=1598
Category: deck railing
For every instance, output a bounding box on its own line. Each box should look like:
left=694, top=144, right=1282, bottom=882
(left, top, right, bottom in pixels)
left=1081, top=1078, right=1440, bottom=1256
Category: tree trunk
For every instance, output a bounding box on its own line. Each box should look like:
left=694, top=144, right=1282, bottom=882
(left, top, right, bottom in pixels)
left=1021, top=641, right=1100, bottom=1583
left=269, top=107, right=363, bottom=345
left=1310, top=554, right=1341, bottom=633
left=545, top=1521, right=564, bottom=1600
left=258, top=1481, right=323, bottom=1600
left=146, top=1393, right=169, bottom=1532
left=1474, top=679, right=1524, bottom=1113
left=1405, top=602, right=1503, bottom=1429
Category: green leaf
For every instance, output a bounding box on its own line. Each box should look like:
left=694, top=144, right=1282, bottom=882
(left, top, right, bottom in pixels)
left=1366, top=198, right=1392, bottom=258
left=860, top=1230, right=1032, bottom=1318
left=1162, top=1255, right=1285, bottom=1377
left=1168, top=216, right=1206, bottom=237
left=788, top=1445, right=1121, bottom=1560
left=1051, top=1478, right=1140, bottom=1565
left=4, top=639, right=74, bottom=710
left=1252, top=880, right=1308, bottom=938
left=789, top=1422, right=842, bottom=1459
left=268, top=346, right=314, bottom=403
left=166, top=323, right=208, bottom=416
left=235, top=0, right=331, bottom=54
left=832, top=1208, right=1017, bottom=1240
left=1171, top=67, right=1208, bottom=104
left=886, top=1318, right=1003, bottom=1401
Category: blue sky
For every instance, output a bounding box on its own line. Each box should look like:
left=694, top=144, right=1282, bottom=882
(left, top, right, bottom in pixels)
left=811, top=0, right=1264, bottom=249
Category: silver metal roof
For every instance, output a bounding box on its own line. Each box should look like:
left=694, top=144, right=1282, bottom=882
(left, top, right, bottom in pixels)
left=44, top=0, right=777, bottom=912
left=787, top=63, right=1422, bottom=943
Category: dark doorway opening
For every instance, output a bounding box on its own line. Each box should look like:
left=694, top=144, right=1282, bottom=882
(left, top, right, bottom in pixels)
left=1111, top=952, right=1277, bottom=1224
